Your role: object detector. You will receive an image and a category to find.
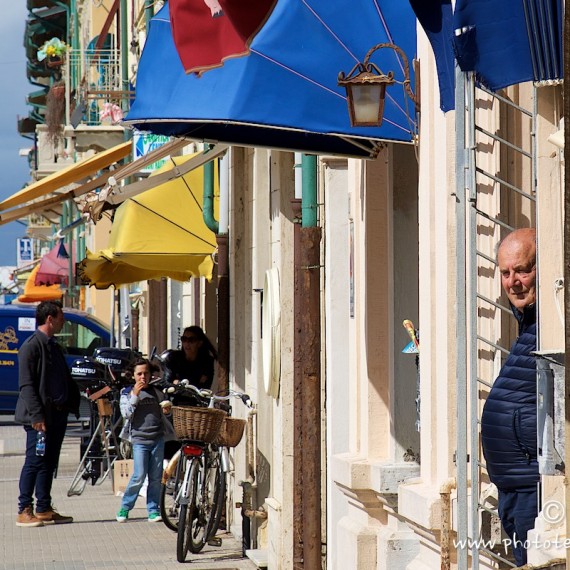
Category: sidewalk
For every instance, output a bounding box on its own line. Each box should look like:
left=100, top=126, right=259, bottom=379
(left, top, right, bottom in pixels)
left=0, top=424, right=259, bottom=570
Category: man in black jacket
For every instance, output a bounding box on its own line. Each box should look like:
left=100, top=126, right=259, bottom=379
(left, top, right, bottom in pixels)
left=481, top=228, right=538, bottom=566
left=15, top=301, right=80, bottom=527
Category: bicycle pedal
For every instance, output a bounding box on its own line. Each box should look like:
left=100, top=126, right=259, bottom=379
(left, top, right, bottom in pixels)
left=207, top=537, right=222, bottom=547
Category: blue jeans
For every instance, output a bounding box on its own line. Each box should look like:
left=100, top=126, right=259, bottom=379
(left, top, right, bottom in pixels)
left=18, top=412, right=68, bottom=513
left=121, top=438, right=164, bottom=514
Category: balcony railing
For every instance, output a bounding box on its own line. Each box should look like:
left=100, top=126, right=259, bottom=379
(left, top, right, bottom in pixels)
left=65, top=48, right=134, bottom=126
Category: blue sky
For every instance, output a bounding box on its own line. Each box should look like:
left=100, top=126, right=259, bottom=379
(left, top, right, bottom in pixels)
left=0, top=4, right=36, bottom=266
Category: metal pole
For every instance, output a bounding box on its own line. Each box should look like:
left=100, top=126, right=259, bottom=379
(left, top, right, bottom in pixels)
left=301, top=155, right=318, bottom=227
left=144, top=0, right=154, bottom=30
left=466, top=72, right=480, bottom=570
left=120, top=0, right=129, bottom=98
left=563, top=5, right=570, bottom=568
left=216, top=234, right=229, bottom=395
left=455, top=66, right=469, bottom=570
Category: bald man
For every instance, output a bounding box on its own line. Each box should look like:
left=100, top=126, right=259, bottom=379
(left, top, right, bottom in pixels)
left=481, top=228, right=538, bottom=567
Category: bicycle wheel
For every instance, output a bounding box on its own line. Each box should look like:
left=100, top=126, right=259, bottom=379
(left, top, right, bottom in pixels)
left=160, top=453, right=185, bottom=532
left=177, top=459, right=199, bottom=562
left=187, top=459, right=210, bottom=554
left=206, top=453, right=226, bottom=541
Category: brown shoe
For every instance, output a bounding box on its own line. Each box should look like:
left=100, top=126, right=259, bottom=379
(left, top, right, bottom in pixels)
left=35, top=509, right=73, bottom=525
left=16, top=506, right=44, bottom=527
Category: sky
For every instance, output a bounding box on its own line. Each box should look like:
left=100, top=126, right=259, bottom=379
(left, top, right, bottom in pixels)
left=0, top=4, right=36, bottom=266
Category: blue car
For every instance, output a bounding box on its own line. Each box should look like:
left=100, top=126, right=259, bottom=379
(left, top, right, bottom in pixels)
left=0, top=305, right=111, bottom=413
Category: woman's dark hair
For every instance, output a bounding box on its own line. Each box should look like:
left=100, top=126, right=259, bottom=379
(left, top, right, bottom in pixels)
left=184, top=326, right=218, bottom=360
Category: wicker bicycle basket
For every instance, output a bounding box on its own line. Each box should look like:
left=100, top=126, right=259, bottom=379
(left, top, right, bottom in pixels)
left=214, top=417, right=247, bottom=447
left=172, top=406, right=226, bottom=443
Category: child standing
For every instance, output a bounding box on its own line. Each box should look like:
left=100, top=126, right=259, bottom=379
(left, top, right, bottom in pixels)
left=116, top=358, right=173, bottom=522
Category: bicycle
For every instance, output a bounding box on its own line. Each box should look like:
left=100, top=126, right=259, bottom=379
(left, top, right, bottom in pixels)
left=67, top=383, right=124, bottom=496
left=67, top=352, right=136, bottom=497
left=159, top=382, right=251, bottom=562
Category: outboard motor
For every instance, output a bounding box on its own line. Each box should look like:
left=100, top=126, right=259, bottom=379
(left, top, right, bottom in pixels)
left=92, top=347, right=138, bottom=386
left=70, top=357, right=107, bottom=393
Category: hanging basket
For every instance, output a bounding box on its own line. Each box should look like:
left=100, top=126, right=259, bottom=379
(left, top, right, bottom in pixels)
left=214, top=416, right=246, bottom=447
left=171, top=406, right=226, bottom=442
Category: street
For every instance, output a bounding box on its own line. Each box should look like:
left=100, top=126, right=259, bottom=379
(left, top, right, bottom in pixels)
left=0, top=423, right=257, bottom=570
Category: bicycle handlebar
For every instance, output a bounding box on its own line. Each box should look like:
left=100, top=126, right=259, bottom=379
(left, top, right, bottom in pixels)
left=164, top=380, right=253, bottom=409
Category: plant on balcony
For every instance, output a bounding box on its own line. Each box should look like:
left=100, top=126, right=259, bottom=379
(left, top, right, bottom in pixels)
left=37, top=38, right=67, bottom=68
left=45, top=81, right=65, bottom=147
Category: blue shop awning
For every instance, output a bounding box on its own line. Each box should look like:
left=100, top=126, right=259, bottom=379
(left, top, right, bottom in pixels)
left=409, top=0, right=455, bottom=112
left=454, top=0, right=562, bottom=90
left=125, top=2, right=418, bottom=158
left=410, top=0, right=563, bottom=111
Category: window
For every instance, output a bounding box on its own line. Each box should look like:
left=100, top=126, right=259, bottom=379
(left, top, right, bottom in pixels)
left=56, top=320, right=103, bottom=357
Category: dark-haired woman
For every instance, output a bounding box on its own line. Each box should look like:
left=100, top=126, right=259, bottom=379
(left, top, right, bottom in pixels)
left=161, top=327, right=218, bottom=459
left=162, top=326, right=217, bottom=390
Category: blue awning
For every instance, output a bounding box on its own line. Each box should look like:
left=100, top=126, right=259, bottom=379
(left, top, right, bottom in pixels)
left=454, top=0, right=562, bottom=90
left=409, top=0, right=454, bottom=112
left=125, top=2, right=418, bottom=158
left=410, top=0, right=563, bottom=112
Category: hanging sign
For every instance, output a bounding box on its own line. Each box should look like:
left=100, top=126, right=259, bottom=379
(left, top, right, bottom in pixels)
left=132, top=131, right=172, bottom=173
left=17, top=238, right=33, bottom=268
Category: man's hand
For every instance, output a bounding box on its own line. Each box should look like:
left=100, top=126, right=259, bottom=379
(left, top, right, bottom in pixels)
left=32, top=421, right=46, bottom=432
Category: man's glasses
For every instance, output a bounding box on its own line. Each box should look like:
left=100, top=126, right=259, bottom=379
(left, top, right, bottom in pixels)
left=181, top=336, right=199, bottom=344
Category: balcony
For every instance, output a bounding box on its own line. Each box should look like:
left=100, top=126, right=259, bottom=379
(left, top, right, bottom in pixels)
left=36, top=47, right=133, bottom=171
left=66, top=48, right=134, bottom=128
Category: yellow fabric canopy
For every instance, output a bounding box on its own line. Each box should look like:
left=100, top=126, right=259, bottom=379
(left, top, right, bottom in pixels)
left=0, top=140, right=132, bottom=212
left=78, top=153, right=218, bottom=289
left=18, top=264, right=63, bottom=303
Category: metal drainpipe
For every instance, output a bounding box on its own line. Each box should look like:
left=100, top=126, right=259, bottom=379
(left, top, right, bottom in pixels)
left=120, top=0, right=129, bottom=102
left=69, top=0, right=78, bottom=87
left=144, top=0, right=154, bottom=29
left=203, top=149, right=227, bottom=393
left=440, top=478, right=457, bottom=570
left=203, top=152, right=220, bottom=234
left=299, top=154, right=322, bottom=569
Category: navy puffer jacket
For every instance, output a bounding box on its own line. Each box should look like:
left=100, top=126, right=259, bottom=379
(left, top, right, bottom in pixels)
left=480, top=304, right=539, bottom=490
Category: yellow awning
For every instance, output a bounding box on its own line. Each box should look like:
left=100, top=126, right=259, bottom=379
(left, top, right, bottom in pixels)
left=78, top=153, right=218, bottom=289
left=0, top=140, right=132, bottom=212
left=17, top=264, right=63, bottom=303
left=0, top=138, right=189, bottom=226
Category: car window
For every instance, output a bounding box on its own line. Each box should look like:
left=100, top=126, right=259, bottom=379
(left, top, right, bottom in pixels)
left=55, top=320, right=103, bottom=357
